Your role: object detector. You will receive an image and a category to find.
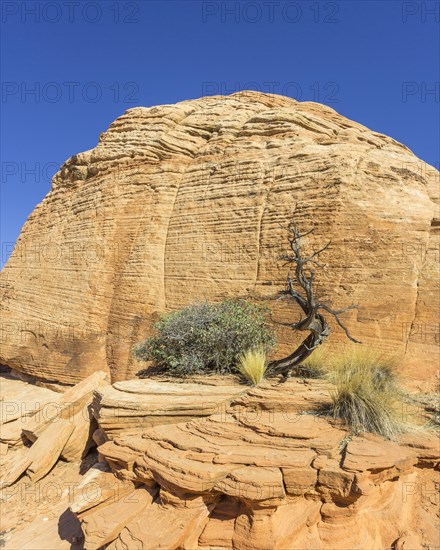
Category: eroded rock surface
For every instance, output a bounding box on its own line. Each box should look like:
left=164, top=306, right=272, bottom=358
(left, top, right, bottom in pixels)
left=0, top=371, right=110, bottom=488
left=94, top=377, right=246, bottom=439
left=2, top=376, right=439, bottom=549
left=81, top=378, right=440, bottom=550
left=1, top=91, right=438, bottom=384
left=0, top=373, right=60, bottom=448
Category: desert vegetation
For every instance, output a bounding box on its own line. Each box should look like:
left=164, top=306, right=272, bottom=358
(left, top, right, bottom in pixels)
left=324, top=347, right=407, bottom=439
left=282, top=344, right=412, bottom=439
left=132, top=219, right=434, bottom=440
left=294, top=345, right=328, bottom=378
left=401, top=382, right=440, bottom=432
left=133, top=299, right=275, bottom=376
left=237, top=347, right=268, bottom=385
left=268, top=220, right=361, bottom=378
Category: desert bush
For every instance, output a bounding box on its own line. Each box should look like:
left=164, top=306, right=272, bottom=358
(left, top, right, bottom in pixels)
left=133, top=299, right=275, bottom=376
left=238, top=348, right=268, bottom=385
left=326, top=347, right=406, bottom=439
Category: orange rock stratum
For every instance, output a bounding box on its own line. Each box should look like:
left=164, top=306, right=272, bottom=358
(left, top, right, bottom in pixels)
left=1, top=374, right=439, bottom=549
left=0, top=91, right=438, bottom=384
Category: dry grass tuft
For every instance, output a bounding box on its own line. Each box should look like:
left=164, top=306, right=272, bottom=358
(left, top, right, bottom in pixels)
left=325, top=347, right=407, bottom=439
left=238, top=348, right=268, bottom=385
left=297, top=346, right=328, bottom=378
left=402, top=390, right=440, bottom=432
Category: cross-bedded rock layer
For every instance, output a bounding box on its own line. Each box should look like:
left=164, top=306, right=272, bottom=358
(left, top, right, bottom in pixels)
left=1, top=91, right=438, bottom=384
left=1, top=375, right=438, bottom=549
left=86, top=379, right=440, bottom=550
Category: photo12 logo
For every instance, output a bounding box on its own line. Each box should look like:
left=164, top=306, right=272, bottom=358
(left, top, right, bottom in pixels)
left=1, top=2, right=140, bottom=24
left=401, top=82, right=440, bottom=103
left=201, top=2, right=340, bottom=24
left=401, top=2, right=439, bottom=23
left=1, top=478, right=140, bottom=505
left=202, top=81, right=340, bottom=104
left=1, top=81, right=140, bottom=104
left=2, top=161, right=59, bottom=184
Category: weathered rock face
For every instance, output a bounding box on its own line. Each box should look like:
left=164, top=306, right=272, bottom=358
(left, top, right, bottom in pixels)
left=94, top=377, right=246, bottom=439
left=0, top=371, right=110, bottom=489
left=2, top=375, right=439, bottom=549
left=1, top=91, right=438, bottom=384
left=81, top=379, right=440, bottom=550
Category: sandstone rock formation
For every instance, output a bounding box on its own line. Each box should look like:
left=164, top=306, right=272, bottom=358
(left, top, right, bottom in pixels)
left=0, top=373, right=60, bottom=448
left=0, top=371, right=110, bottom=488
left=0, top=91, right=438, bottom=384
left=76, top=378, right=440, bottom=550
left=1, top=451, right=91, bottom=550
left=2, top=373, right=438, bottom=549
left=94, top=377, right=246, bottom=439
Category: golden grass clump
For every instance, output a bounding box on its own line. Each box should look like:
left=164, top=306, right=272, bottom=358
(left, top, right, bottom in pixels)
left=298, top=345, right=328, bottom=378
left=326, top=347, right=406, bottom=439
left=238, top=348, right=268, bottom=385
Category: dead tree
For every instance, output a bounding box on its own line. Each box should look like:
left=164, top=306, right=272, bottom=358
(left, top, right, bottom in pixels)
left=269, top=220, right=361, bottom=378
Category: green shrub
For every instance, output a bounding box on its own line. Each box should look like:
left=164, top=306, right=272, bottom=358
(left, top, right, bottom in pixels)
left=133, top=299, right=275, bottom=376
left=238, top=348, right=268, bottom=385
left=326, top=347, right=406, bottom=439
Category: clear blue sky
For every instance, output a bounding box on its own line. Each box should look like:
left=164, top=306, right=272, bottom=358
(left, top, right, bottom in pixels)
left=1, top=0, right=439, bottom=267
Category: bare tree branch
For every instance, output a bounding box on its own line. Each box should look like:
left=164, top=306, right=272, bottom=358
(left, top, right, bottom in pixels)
left=303, top=241, right=331, bottom=263
left=269, top=218, right=361, bottom=379
left=317, top=304, right=362, bottom=344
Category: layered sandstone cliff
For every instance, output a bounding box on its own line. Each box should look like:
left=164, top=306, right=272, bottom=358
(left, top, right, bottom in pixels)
left=1, top=91, right=438, bottom=384
left=90, top=379, right=439, bottom=550
left=2, top=374, right=439, bottom=550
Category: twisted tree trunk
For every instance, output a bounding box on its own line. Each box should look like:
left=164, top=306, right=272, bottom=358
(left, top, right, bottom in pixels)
left=269, top=221, right=361, bottom=378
